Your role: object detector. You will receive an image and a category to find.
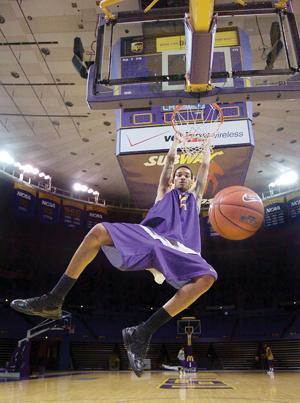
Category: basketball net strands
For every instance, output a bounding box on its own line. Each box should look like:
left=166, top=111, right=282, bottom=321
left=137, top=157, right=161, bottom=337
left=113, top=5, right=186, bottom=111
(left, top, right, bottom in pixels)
left=171, top=103, right=224, bottom=156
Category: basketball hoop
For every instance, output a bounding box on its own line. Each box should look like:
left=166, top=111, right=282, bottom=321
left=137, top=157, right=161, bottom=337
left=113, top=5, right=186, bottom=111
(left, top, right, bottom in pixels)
left=171, top=103, right=224, bottom=156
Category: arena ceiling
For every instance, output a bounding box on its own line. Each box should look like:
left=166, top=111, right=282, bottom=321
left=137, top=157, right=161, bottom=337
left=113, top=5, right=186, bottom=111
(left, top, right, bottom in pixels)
left=0, top=0, right=299, bottom=205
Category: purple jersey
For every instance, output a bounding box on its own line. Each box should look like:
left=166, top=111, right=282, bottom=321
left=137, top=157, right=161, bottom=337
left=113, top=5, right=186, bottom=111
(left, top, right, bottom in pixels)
left=101, top=187, right=217, bottom=289
left=141, top=188, right=201, bottom=252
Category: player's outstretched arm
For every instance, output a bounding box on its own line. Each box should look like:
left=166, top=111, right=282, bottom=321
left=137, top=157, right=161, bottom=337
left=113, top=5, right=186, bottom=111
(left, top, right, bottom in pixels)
left=193, top=146, right=211, bottom=209
left=155, top=137, right=180, bottom=203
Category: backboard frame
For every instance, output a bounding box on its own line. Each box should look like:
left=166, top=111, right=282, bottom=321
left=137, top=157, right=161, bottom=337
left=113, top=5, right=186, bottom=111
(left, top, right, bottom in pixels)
left=177, top=318, right=201, bottom=335
left=87, top=2, right=300, bottom=109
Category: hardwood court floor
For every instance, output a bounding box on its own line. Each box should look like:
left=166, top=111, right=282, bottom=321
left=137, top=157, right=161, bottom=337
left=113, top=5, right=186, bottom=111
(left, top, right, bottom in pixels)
left=0, top=371, right=299, bottom=403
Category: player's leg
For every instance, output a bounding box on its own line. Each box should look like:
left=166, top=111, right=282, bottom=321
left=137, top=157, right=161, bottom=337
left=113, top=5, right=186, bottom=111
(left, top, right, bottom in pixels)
left=10, top=224, right=113, bottom=319
left=123, top=274, right=215, bottom=376
left=64, top=223, right=113, bottom=278
left=162, top=274, right=215, bottom=316
left=267, top=359, right=274, bottom=373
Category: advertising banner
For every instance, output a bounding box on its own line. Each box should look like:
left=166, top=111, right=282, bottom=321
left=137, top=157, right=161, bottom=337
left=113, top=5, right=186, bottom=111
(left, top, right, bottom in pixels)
left=201, top=210, right=220, bottom=237
left=118, top=146, right=253, bottom=208
left=118, top=119, right=252, bottom=154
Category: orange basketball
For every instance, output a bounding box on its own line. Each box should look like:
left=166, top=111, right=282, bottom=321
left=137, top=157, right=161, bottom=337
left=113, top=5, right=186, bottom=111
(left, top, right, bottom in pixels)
left=208, top=186, right=264, bottom=240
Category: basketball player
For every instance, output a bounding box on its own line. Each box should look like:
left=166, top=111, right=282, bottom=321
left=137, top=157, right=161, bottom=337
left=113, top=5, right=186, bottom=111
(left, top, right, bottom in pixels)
left=263, top=343, right=274, bottom=374
left=177, top=346, right=186, bottom=369
left=11, top=136, right=217, bottom=377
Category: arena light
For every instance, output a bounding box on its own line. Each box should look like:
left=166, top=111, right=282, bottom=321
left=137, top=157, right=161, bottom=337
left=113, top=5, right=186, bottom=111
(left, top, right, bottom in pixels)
left=0, top=150, right=14, bottom=165
left=274, top=171, right=298, bottom=186
left=93, top=190, right=99, bottom=203
left=22, top=164, right=33, bottom=173
left=72, top=37, right=89, bottom=79
left=18, top=164, right=39, bottom=175
left=73, top=183, right=94, bottom=193
left=0, top=154, right=51, bottom=188
left=73, top=182, right=83, bottom=192
left=72, top=184, right=100, bottom=203
left=21, top=164, right=30, bottom=172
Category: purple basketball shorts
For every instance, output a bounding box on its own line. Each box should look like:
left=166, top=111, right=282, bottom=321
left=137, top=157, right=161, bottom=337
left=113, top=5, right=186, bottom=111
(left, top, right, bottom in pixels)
left=101, top=222, right=217, bottom=289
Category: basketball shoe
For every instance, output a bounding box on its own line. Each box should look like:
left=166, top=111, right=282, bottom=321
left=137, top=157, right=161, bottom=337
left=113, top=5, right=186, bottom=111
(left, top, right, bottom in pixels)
left=10, top=294, right=62, bottom=319
left=122, top=324, right=151, bottom=377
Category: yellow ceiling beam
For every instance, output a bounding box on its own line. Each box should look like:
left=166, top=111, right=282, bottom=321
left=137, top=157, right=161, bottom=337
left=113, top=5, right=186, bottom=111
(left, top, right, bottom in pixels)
left=99, top=0, right=126, bottom=21
left=275, top=0, right=289, bottom=9
left=144, top=0, right=160, bottom=13
left=189, top=0, right=214, bottom=32
left=235, top=0, right=247, bottom=6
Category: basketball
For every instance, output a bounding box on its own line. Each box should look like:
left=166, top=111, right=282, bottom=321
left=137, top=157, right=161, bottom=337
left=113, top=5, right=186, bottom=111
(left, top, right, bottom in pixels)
left=208, top=186, right=265, bottom=240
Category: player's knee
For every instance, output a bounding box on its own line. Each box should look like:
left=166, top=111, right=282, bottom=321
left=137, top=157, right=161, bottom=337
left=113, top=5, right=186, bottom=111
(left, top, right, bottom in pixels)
left=86, top=223, right=111, bottom=245
left=192, top=274, right=215, bottom=291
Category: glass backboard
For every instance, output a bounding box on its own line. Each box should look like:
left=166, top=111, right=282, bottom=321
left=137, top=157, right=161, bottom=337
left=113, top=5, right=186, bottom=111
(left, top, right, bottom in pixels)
left=87, top=1, right=300, bottom=108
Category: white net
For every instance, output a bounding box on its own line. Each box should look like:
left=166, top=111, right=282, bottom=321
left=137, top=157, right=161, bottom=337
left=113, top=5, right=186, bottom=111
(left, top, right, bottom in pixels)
left=171, top=103, right=224, bottom=156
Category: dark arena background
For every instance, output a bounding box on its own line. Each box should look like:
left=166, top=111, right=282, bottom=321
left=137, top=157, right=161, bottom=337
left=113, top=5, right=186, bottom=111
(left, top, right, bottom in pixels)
left=1, top=167, right=300, bottom=400
left=1, top=0, right=300, bottom=402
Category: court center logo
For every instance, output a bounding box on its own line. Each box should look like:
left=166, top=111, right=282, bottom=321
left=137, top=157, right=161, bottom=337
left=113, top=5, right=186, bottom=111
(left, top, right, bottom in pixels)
left=159, top=376, right=233, bottom=389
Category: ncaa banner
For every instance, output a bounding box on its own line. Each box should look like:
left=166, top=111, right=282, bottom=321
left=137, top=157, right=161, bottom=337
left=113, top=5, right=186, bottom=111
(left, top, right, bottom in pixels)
left=286, top=191, right=300, bottom=221
left=62, top=199, right=85, bottom=229
left=38, top=192, right=61, bottom=224
left=264, top=196, right=287, bottom=229
left=201, top=210, right=219, bottom=237
left=13, top=182, right=36, bottom=219
left=86, top=204, right=108, bottom=230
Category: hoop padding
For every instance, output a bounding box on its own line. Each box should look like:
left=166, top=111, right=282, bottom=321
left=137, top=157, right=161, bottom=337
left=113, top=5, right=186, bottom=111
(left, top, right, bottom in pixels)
left=171, top=103, right=224, bottom=156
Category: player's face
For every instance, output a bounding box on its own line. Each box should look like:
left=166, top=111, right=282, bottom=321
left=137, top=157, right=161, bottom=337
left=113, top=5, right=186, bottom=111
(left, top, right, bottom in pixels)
left=173, top=168, right=193, bottom=192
